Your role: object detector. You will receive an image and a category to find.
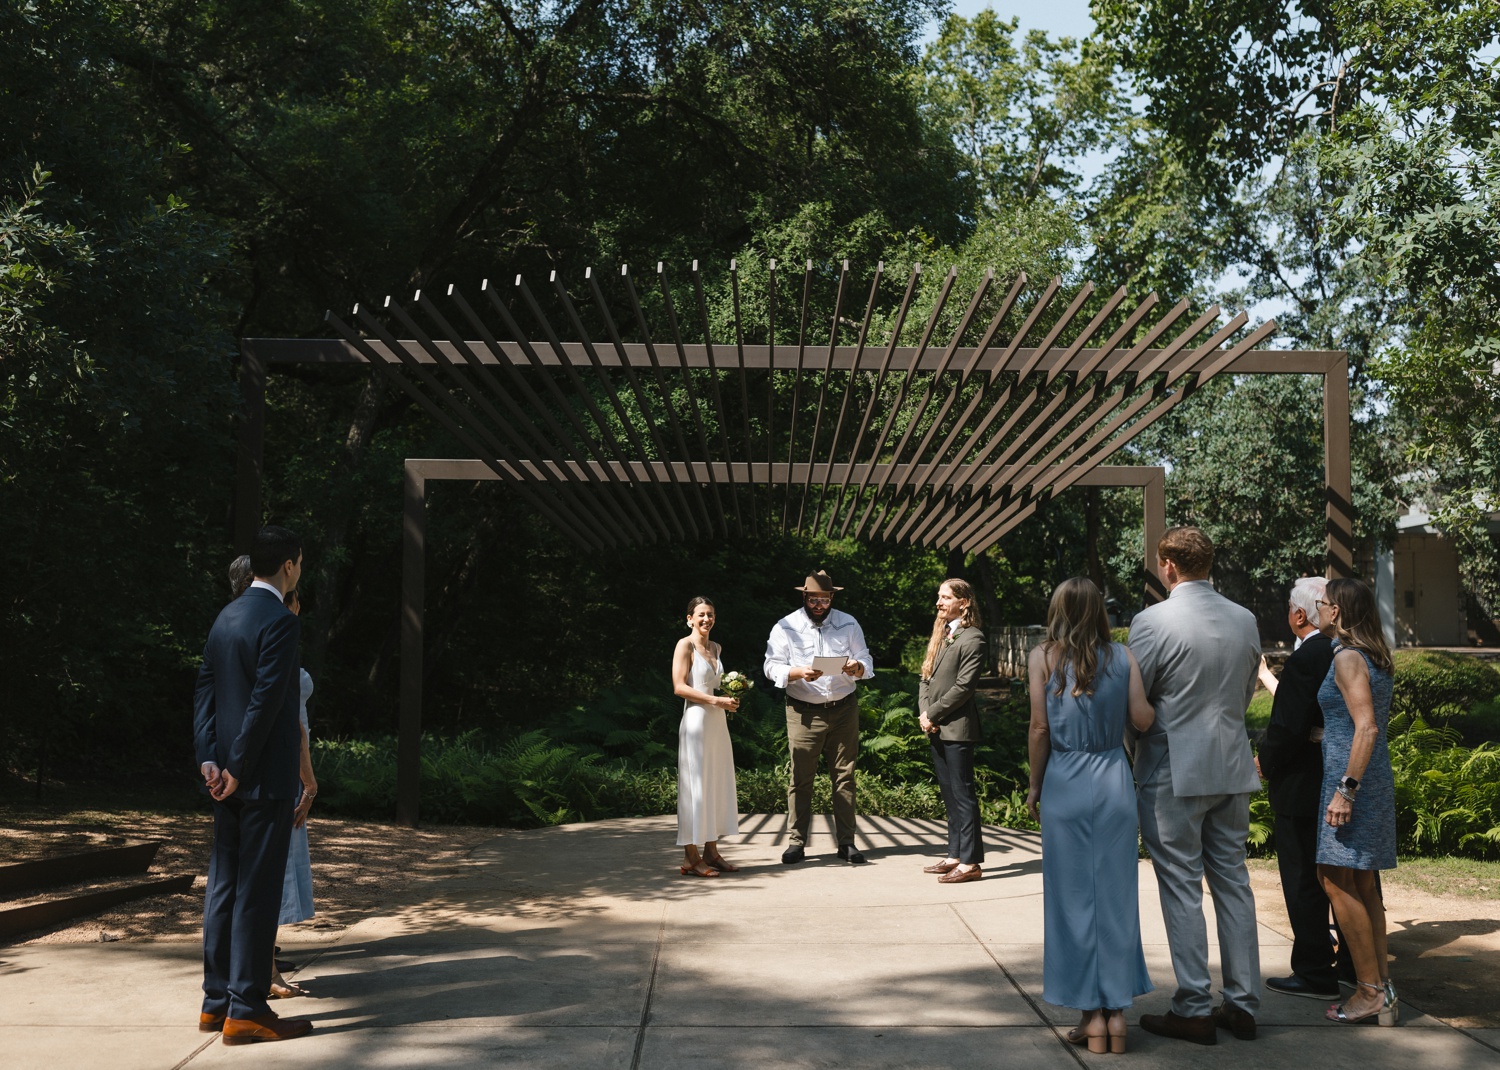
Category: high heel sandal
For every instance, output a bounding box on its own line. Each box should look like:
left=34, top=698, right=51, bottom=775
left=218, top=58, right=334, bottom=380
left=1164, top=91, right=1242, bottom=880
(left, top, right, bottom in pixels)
left=1326, top=981, right=1398, bottom=1026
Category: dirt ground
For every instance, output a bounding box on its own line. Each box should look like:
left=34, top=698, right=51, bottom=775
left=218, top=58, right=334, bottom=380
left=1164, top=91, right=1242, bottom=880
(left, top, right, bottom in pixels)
left=2, top=809, right=1496, bottom=1028
left=0, top=807, right=499, bottom=944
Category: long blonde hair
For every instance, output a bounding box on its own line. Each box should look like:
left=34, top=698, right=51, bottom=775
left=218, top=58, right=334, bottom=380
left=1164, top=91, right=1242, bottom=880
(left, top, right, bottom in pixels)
left=921, top=578, right=982, bottom=680
left=1324, top=578, right=1394, bottom=675
left=1043, top=577, right=1114, bottom=697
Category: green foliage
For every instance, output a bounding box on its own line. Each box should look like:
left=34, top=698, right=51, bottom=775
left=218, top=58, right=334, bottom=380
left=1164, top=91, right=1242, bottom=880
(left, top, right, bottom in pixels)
left=1390, top=652, right=1500, bottom=744
left=1246, top=690, right=1273, bottom=734
left=1389, top=716, right=1500, bottom=859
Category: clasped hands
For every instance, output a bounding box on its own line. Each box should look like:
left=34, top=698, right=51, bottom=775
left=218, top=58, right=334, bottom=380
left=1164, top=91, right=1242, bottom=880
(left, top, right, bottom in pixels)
left=918, top=710, right=939, bottom=736
left=201, top=762, right=239, bottom=801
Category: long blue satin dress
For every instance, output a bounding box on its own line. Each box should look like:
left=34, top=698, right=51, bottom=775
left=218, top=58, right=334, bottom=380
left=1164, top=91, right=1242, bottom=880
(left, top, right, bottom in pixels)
left=1040, top=642, right=1153, bottom=1010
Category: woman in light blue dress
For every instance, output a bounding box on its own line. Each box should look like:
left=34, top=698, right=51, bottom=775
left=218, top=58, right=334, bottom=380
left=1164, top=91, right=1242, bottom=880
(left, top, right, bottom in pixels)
left=1315, top=578, right=1398, bottom=1026
left=1026, top=577, right=1155, bottom=1054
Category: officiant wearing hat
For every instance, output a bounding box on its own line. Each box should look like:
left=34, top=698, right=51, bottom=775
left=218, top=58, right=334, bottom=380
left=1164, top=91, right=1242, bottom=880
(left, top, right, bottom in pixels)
left=764, top=570, right=875, bottom=864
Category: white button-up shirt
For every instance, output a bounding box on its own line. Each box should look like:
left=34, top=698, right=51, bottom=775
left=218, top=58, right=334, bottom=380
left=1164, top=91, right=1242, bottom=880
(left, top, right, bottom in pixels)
left=763, top=607, right=875, bottom=703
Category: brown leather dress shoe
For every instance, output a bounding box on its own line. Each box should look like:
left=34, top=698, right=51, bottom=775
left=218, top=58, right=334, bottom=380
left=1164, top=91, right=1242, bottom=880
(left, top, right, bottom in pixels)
left=1213, top=1001, right=1257, bottom=1040
left=199, top=1012, right=226, bottom=1033
left=222, top=1012, right=314, bottom=1045
left=922, top=860, right=960, bottom=874
left=937, top=864, right=982, bottom=884
left=1140, top=1010, right=1217, bottom=1045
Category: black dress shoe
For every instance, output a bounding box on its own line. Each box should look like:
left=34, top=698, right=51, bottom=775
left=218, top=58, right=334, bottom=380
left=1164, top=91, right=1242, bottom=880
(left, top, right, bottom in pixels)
left=1140, top=1011, right=1216, bottom=1045
left=836, top=844, right=866, bottom=864
left=1266, top=974, right=1340, bottom=1000
left=1212, top=1001, right=1257, bottom=1040
left=781, top=844, right=805, bottom=864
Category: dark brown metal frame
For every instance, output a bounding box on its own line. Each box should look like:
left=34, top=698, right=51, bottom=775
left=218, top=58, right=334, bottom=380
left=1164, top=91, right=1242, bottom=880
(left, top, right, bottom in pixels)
left=235, top=263, right=1353, bottom=825
left=392, top=459, right=1167, bottom=826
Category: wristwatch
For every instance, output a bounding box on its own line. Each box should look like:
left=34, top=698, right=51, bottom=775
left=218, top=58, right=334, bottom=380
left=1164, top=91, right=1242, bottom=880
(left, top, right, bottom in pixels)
left=1339, top=776, right=1360, bottom=795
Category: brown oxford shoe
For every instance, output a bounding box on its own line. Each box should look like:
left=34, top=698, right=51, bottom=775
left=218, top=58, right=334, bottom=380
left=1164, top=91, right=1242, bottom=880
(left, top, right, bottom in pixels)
left=221, top=1011, right=314, bottom=1045
left=1140, top=1010, right=1217, bottom=1045
left=922, top=859, right=960, bottom=874
left=1213, top=1001, right=1257, bottom=1040
left=937, top=864, right=982, bottom=884
left=198, top=1012, right=226, bottom=1033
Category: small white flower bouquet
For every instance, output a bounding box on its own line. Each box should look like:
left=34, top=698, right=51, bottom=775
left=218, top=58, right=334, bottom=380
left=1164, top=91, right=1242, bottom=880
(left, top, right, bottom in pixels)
left=720, top=670, right=754, bottom=697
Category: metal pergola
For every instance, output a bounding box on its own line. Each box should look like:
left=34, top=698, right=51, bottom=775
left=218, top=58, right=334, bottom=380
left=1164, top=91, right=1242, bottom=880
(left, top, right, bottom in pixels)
left=238, top=260, right=1352, bottom=824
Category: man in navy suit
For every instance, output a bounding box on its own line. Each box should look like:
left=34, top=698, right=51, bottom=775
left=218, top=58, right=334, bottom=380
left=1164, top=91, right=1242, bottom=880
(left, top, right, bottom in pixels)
left=1256, top=577, right=1341, bottom=999
left=193, top=525, right=313, bottom=1045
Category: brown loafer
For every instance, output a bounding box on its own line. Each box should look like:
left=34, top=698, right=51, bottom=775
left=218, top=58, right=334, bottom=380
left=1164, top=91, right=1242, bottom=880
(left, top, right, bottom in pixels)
left=937, top=864, right=981, bottom=883
left=199, top=1012, right=226, bottom=1033
left=1140, top=1011, right=1216, bottom=1045
left=222, top=1012, right=314, bottom=1045
left=922, top=860, right=960, bottom=874
left=1213, top=1001, right=1257, bottom=1040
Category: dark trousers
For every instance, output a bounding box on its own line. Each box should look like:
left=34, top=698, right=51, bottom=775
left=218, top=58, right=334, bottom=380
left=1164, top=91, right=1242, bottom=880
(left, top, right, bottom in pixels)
left=1274, top=810, right=1339, bottom=987
left=930, top=737, right=983, bottom=864
left=203, top=796, right=295, bottom=1019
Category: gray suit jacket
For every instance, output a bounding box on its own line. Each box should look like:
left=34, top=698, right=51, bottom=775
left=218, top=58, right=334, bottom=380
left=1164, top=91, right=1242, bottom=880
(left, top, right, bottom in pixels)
left=1128, top=580, right=1261, bottom=797
left=918, top=625, right=986, bottom=742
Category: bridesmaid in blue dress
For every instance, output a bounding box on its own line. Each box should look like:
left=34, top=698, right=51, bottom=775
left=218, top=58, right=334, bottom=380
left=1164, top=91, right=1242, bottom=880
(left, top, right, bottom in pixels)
left=1315, top=578, right=1398, bottom=1026
left=1026, top=578, right=1156, bottom=1054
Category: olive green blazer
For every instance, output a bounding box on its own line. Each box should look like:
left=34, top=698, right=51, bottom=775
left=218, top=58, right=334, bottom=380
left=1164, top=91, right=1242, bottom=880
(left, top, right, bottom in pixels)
left=918, top=625, right=987, bottom=742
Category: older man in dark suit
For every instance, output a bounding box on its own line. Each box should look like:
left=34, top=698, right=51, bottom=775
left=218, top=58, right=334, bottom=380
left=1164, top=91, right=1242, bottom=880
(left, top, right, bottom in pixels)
left=1256, top=577, right=1341, bottom=999
left=193, top=525, right=313, bottom=1045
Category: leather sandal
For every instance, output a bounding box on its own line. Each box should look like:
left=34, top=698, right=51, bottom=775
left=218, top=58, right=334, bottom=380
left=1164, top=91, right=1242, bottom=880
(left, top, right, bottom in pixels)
left=703, top=854, right=739, bottom=872
left=679, top=861, right=718, bottom=878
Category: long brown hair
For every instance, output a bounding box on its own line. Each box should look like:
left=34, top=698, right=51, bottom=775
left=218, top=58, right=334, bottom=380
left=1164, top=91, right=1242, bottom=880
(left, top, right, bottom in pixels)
left=1043, top=577, right=1114, bottom=697
left=1323, top=578, right=1394, bottom=675
left=920, top=578, right=982, bottom=680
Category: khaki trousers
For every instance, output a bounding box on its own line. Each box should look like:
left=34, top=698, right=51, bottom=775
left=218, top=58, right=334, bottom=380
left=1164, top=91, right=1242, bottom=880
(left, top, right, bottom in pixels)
left=785, top=695, right=859, bottom=846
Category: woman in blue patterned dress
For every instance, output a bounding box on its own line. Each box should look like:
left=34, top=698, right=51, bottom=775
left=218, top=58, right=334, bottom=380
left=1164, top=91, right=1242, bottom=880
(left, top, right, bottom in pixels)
left=1315, top=578, right=1397, bottom=1026
left=1026, top=578, right=1156, bottom=1053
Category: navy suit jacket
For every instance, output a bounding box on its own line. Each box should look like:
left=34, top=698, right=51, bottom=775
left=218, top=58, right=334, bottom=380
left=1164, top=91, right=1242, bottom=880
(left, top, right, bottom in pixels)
left=193, top=587, right=303, bottom=800
left=1257, top=632, right=1335, bottom=817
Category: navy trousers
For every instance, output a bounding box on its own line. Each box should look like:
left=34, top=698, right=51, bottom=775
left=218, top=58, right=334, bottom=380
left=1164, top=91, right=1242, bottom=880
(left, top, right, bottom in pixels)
left=203, top=796, right=295, bottom=1019
left=930, top=737, right=984, bottom=864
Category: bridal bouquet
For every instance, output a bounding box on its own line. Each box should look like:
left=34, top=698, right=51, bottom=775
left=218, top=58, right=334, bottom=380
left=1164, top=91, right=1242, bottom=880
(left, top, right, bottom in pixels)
left=720, top=671, right=754, bottom=696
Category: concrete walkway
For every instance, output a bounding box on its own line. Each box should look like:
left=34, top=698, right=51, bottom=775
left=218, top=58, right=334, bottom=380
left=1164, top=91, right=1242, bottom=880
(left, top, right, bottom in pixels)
left=2, top=814, right=1497, bottom=1068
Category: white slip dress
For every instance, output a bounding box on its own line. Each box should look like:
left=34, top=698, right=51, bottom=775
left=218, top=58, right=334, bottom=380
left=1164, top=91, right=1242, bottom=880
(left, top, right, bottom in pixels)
left=676, top=648, right=740, bottom=846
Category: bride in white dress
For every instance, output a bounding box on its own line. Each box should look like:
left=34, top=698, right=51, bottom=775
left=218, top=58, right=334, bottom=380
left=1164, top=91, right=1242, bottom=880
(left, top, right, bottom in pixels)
left=672, top=597, right=741, bottom=877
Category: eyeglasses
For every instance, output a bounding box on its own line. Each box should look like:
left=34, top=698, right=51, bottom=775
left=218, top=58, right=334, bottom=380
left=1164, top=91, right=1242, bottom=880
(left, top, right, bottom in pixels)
left=1315, top=598, right=1333, bottom=608
left=804, top=595, right=832, bottom=606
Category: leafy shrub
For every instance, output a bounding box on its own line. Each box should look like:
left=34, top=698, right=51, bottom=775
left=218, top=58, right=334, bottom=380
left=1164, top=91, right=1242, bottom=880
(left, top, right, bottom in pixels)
left=1389, top=716, right=1500, bottom=858
left=1391, top=651, right=1500, bottom=743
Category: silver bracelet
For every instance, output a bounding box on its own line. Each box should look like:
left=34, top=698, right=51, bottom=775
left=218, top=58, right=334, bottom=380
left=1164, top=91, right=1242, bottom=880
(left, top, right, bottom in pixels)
left=1336, top=785, right=1356, bottom=802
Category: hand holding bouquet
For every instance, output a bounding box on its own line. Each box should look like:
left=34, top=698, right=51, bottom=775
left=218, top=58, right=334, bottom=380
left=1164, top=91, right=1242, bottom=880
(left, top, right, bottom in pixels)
left=719, top=670, right=753, bottom=717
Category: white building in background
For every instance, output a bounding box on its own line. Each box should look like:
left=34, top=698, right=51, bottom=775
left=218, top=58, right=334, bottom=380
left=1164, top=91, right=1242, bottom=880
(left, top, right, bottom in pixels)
left=1376, top=500, right=1500, bottom=648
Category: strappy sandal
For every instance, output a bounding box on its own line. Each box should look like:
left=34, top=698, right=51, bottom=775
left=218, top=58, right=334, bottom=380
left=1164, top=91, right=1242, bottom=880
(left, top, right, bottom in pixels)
left=1326, top=981, right=1398, bottom=1026
left=703, top=854, right=739, bottom=872
left=269, top=977, right=307, bottom=999
left=678, top=862, right=719, bottom=878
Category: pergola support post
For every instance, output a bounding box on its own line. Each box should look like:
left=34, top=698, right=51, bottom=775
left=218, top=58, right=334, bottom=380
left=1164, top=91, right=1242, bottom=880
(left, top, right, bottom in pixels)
left=397, top=460, right=426, bottom=827
left=1324, top=355, right=1355, bottom=579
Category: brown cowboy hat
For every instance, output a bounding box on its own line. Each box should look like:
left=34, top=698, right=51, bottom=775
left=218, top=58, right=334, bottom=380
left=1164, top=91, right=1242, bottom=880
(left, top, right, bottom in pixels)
left=795, top=570, right=844, bottom=593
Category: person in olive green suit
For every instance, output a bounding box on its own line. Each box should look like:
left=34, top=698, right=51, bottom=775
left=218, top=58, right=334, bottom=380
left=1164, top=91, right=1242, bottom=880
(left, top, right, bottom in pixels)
left=918, top=578, right=989, bottom=883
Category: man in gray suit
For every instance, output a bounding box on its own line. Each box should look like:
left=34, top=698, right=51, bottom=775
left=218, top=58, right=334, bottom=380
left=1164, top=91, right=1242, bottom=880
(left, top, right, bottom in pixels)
left=1130, top=527, right=1263, bottom=1045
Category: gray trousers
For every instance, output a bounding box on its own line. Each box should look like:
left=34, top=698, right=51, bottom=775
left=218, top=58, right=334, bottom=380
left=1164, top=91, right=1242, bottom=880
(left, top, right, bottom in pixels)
left=1137, top=751, right=1261, bottom=1017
